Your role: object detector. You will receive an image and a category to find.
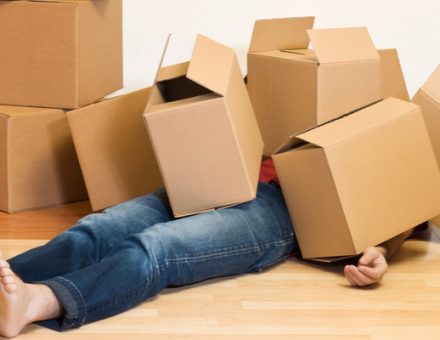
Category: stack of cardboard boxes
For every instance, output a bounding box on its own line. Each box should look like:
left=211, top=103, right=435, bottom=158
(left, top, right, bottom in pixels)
left=3, top=7, right=440, bottom=262
left=0, top=0, right=122, bottom=212
left=247, top=17, right=440, bottom=260
left=0, top=0, right=164, bottom=212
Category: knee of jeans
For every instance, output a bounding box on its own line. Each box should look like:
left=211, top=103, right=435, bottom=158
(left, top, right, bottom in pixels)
left=130, top=226, right=177, bottom=265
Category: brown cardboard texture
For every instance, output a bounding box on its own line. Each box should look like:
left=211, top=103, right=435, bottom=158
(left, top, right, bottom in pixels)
left=379, top=49, right=409, bottom=101
left=0, top=0, right=122, bottom=109
left=413, top=65, right=440, bottom=225
left=144, top=34, right=263, bottom=217
left=273, top=97, right=440, bottom=260
left=0, top=105, right=88, bottom=213
left=248, top=17, right=381, bottom=155
left=67, top=88, right=163, bottom=212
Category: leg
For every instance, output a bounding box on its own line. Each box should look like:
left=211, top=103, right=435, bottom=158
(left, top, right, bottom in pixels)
left=9, top=189, right=173, bottom=283
left=35, top=183, right=297, bottom=331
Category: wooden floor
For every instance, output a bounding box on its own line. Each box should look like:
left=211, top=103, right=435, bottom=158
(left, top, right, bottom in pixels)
left=1, top=202, right=440, bottom=339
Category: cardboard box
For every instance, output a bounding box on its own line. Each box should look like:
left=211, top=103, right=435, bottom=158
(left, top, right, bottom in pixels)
left=0, top=105, right=88, bottom=213
left=67, top=88, right=163, bottom=211
left=413, top=65, right=440, bottom=226
left=0, top=0, right=122, bottom=109
left=273, top=97, right=440, bottom=259
left=144, top=34, right=263, bottom=217
left=247, top=17, right=381, bottom=155
left=379, top=49, right=409, bottom=101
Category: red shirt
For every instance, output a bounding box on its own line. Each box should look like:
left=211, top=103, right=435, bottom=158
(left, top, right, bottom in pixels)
left=258, top=158, right=279, bottom=185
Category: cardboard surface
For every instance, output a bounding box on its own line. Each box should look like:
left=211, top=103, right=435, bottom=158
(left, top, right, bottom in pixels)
left=379, top=49, right=409, bottom=101
left=413, top=65, right=440, bottom=225
left=247, top=17, right=381, bottom=155
left=273, top=98, right=440, bottom=259
left=0, top=0, right=122, bottom=109
left=67, top=88, right=163, bottom=211
left=248, top=16, right=314, bottom=53
left=308, top=27, right=379, bottom=63
left=144, top=34, right=263, bottom=217
left=0, top=105, right=88, bottom=213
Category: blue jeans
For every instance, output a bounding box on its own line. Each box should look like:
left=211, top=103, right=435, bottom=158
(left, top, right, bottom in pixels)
left=8, top=182, right=297, bottom=331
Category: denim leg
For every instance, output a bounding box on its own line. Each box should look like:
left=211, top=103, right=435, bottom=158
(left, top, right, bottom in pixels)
left=9, top=189, right=173, bottom=282
left=38, top=182, right=297, bottom=331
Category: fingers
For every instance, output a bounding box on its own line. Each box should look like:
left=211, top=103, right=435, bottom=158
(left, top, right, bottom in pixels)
left=358, top=247, right=380, bottom=266
left=344, top=264, right=376, bottom=286
left=358, top=262, right=388, bottom=281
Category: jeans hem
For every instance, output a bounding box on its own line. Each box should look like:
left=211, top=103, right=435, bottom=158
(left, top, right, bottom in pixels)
left=38, top=276, right=87, bottom=331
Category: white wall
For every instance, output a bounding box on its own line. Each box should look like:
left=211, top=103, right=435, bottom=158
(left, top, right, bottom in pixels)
left=119, top=0, right=440, bottom=98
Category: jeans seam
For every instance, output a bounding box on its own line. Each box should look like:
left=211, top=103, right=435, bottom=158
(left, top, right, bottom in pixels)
left=159, top=236, right=295, bottom=267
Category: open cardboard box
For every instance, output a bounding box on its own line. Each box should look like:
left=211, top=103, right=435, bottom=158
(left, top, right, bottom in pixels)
left=273, top=97, right=440, bottom=260
left=0, top=105, right=88, bottom=213
left=0, top=0, right=122, bottom=109
left=144, top=34, right=263, bottom=217
left=247, top=16, right=381, bottom=155
left=67, top=88, right=163, bottom=211
left=413, top=65, right=440, bottom=227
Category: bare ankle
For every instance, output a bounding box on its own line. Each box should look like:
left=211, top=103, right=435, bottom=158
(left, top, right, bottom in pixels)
left=27, top=284, right=62, bottom=322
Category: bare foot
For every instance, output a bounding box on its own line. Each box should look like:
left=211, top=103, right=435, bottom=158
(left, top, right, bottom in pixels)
left=0, top=258, right=62, bottom=338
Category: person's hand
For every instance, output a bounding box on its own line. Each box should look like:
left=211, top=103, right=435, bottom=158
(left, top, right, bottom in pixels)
left=343, top=246, right=388, bottom=286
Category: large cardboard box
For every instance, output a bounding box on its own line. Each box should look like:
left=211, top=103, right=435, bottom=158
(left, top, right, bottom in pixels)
left=0, top=0, right=122, bottom=109
left=0, top=105, right=88, bottom=213
left=273, top=98, right=440, bottom=259
left=67, top=88, right=163, bottom=211
left=144, top=34, right=263, bottom=217
left=413, top=65, right=440, bottom=227
left=247, top=17, right=381, bottom=155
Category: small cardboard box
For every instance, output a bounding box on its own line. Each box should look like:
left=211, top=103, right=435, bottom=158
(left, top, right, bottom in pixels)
left=67, top=88, right=163, bottom=211
left=247, top=17, right=381, bottom=155
left=413, top=65, right=440, bottom=226
left=144, top=34, right=263, bottom=217
left=273, top=98, right=440, bottom=260
left=0, top=0, right=122, bottom=109
left=0, top=105, right=88, bottom=213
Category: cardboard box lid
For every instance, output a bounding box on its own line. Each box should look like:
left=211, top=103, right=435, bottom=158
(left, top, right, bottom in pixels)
left=276, top=98, right=418, bottom=151
left=248, top=16, right=315, bottom=53
left=420, top=65, right=440, bottom=102
left=308, top=27, right=379, bottom=64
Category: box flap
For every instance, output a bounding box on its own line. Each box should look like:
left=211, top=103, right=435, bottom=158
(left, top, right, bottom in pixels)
left=156, top=62, right=190, bottom=82
left=296, top=98, right=417, bottom=147
left=421, top=65, right=440, bottom=103
left=186, top=34, right=236, bottom=97
left=308, top=27, right=379, bottom=64
left=248, top=17, right=315, bottom=53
